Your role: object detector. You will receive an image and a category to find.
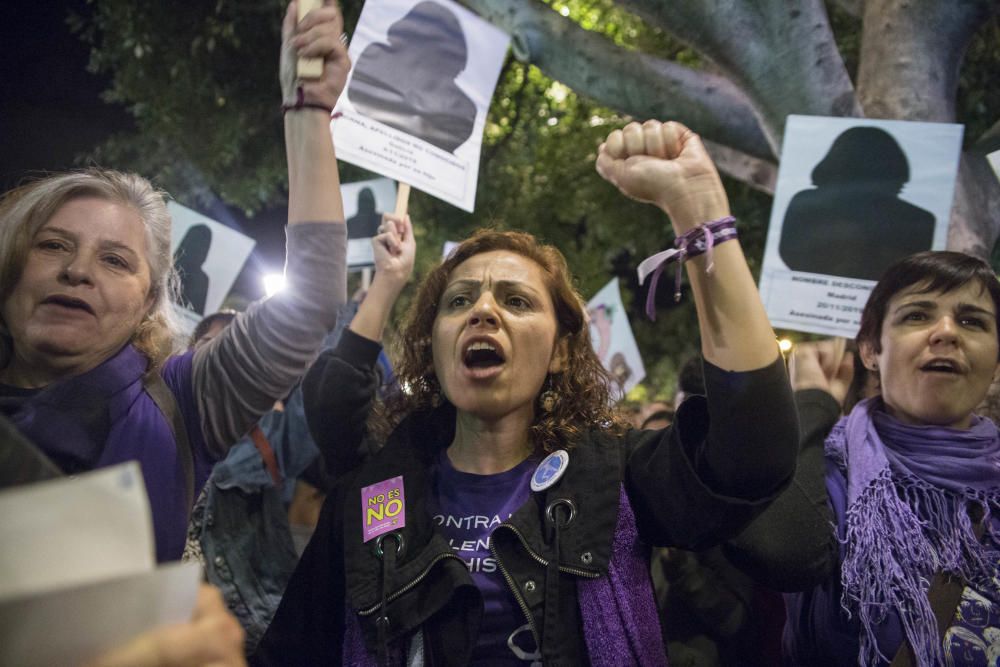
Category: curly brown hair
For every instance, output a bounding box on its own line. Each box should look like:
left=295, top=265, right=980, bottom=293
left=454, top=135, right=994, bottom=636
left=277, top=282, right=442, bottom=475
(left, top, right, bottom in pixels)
left=382, top=229, right=627, bottom=453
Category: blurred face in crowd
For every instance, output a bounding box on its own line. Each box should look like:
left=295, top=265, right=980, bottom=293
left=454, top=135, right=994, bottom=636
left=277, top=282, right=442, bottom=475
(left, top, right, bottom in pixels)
left=432, top=250, right=565, bottom=422
left=861, top=281, right=1000, bottom=429
left=1, top=197, right=153, bottom=385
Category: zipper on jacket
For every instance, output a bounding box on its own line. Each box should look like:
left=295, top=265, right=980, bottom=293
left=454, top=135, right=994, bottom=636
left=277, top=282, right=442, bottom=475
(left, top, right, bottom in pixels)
left=489, top=522, right=602, bottom=648
left=358, top=552, right=465, bottom=616
left=496, top=522, right=601, bottom=579
left=490, top=527, right=540, bottom=645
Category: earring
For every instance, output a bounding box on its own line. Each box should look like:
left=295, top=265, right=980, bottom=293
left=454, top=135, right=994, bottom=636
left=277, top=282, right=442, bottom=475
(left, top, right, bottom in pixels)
left=424, top=376, right=442, bottom=408
left=539, top=377, right=559, bottom=412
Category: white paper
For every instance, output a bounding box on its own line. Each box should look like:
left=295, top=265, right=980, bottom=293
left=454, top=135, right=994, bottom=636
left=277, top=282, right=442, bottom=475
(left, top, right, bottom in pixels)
left=0, top=562, right=200, bottom=667
left=333, top=0, right=510, bottom=212
left=0, top=463, right=153, bottom=599
left=587, top=278, right=646, bottom=398
left=759, top=115, right=962, bottom=337
left=0, top=464, right=200, bottom=667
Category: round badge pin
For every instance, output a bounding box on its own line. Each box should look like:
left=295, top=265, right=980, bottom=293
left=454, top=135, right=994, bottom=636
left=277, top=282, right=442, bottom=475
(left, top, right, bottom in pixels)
left=531, top=450, right=569, bottom=492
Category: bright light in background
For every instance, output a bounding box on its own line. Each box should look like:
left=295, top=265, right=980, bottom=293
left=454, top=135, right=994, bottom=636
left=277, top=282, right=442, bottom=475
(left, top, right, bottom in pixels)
left=263, top=273, right=286, bottom=298
left=778, top=338, right=793, bottom=353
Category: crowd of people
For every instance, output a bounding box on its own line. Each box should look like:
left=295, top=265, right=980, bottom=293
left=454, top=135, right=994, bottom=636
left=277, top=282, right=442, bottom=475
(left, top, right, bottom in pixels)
left=2, top=1, right=999, bottom=666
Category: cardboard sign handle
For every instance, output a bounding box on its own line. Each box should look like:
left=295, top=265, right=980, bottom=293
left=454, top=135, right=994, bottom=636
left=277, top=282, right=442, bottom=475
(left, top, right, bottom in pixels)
left=394, top=183, right=411, bottom=217
left=296, top=0, right=323, bottom=79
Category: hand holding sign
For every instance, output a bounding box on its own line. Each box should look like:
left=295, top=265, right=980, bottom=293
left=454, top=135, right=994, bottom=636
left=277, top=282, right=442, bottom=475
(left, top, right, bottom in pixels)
left=280, top=0, right=351, bottom=110
left=596, top=120, right=729, bottom=232
left=372, top=213, right=415, bottom=291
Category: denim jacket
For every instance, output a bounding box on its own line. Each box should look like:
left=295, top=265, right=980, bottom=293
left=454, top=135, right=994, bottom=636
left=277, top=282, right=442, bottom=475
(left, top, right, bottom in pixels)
left=186, top=387, right=320, bottom=652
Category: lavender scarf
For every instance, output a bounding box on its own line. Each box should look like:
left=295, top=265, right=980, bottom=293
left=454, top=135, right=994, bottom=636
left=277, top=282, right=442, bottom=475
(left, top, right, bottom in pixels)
left=827, top=397, right=1000, bottom=666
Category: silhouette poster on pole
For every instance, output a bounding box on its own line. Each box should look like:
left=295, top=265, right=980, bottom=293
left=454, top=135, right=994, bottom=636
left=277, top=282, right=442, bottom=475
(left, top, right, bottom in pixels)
left=587, top=278, right=645, bottom=400
left=759, top=115, right=961, bottom=337
left=342, top=178, right=397, bottom=269
left=168, top=202, right=256, bottom=332
left=332, top=0, right=510, bottom=212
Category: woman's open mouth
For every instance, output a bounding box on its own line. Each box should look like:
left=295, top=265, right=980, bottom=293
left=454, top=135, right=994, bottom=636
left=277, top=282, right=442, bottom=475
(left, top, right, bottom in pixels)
left=462, top=339, right=506, bottom=379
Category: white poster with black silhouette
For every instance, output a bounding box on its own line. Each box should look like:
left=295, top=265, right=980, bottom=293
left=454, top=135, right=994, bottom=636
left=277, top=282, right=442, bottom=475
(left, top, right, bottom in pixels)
left=759, top=115, right=962, bottom=337
left=342, top=178, right=397, bottom=270
left=587, top=278, right=645, bottom=399
left=168, top=202, right=256, bottom=333
left=332, top=0, right=510, bottom=212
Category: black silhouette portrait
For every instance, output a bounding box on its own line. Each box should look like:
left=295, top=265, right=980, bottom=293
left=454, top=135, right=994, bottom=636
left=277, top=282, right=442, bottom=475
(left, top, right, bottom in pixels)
left=174, top=224, right=212, bottom=315
left=347, top=187, right=382, bottom=239
left=778, top=127, right=935, bottom=281
left=347, top=1, right=477, bottom=153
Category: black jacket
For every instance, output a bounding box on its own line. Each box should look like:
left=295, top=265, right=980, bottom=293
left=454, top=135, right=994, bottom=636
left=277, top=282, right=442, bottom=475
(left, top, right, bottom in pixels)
left=254, top=331, right=798, bottom=665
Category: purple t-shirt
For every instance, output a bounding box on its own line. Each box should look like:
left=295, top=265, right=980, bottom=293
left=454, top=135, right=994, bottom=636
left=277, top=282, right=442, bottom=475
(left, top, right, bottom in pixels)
left=429, top=450, right=539, bottom=665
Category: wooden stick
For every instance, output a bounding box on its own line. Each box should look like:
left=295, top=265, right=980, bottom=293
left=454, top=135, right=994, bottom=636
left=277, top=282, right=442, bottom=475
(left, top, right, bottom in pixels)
left=830, top=336, right=847, bottom=373
left=361, top=267, right=372, bottom=291
left=296, top=0, right=323, bottom=79
left=394, top=183, right=411, bottom=217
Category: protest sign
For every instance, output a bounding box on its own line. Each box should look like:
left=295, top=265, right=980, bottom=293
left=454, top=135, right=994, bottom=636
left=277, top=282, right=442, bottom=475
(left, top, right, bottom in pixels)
left=342, top=177, right=397, bottom=269
left=333, top=0, right=510, bottom=212
left=759, top=115, right=961, bottom=337
left=169, top=202, right=256, bottom=334
left=587, top=278, right=645, bottom=398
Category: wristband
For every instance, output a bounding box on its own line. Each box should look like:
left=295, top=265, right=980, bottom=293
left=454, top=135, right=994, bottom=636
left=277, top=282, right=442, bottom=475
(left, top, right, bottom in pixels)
left=636, top=216, right=737, bottom=320
left=281, top=85, right=333, bottom=115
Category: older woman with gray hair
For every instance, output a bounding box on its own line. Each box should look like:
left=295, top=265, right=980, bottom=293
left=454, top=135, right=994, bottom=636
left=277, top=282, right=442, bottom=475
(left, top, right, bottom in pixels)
left=0, top=0, right=350, bottom=563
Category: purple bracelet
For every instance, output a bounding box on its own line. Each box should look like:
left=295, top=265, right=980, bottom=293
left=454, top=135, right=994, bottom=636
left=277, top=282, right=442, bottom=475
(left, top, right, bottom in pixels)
left=639, top=216, right=737, bottom=320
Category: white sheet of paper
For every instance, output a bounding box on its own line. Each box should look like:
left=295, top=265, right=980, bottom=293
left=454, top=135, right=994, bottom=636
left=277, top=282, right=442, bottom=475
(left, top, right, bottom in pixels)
left=0, top=561, right=200, bottom=667
left=333, top=0, right=510, bottom=212
left=0, top=464, right=200, bottom=667
left=0, top=463, right=153, bottom=599
left=758, top=115, right=961, bottom=337
left=587, top=278, right=646, bottom=398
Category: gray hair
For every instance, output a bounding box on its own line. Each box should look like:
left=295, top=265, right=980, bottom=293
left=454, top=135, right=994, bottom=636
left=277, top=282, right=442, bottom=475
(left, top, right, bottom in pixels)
left=0, top=169, right=182, bottom=370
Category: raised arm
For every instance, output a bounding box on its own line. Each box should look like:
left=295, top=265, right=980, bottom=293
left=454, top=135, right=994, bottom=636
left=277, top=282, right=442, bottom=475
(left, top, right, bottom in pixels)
left=283, top=0, right=349, bottom=225
left=188, top=1, right=350, bottom=456
left=303, top=214, right=415, bottom=477
left=348, top=215, right=416, bottom=342
left=598, top=121, right=797, bottom=544
left=596, top=120, right=776, bottom=371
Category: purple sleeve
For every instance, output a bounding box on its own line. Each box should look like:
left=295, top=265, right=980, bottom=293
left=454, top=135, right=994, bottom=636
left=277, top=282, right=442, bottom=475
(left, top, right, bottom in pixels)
left=161, top=350, right=214, bottom=495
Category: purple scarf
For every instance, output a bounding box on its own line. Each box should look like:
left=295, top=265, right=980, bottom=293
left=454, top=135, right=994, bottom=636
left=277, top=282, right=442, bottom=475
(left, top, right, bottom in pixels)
left=827, top=397, right=1000, bottom=667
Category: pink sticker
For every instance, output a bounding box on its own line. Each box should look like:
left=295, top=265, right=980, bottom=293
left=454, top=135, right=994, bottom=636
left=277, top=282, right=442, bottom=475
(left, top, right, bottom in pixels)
left=361, top=476, right=406, bottom=542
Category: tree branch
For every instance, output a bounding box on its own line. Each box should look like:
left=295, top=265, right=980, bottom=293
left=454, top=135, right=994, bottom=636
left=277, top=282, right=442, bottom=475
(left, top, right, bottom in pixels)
left=948, top=151, right=1000, bottom=257
left=828, top=0, right=864, bottom=19
left=610, top=0, right=861, bottom=150
left=703, top=140, right=777, bottom=194
left=857, top=0, right=998, bottom=121
left=461, top=0, right=775, bottom=161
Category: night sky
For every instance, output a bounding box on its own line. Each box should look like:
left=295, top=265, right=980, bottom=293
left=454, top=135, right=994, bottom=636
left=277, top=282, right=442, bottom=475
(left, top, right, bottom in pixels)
left=1, top=0, right=289, bottom=302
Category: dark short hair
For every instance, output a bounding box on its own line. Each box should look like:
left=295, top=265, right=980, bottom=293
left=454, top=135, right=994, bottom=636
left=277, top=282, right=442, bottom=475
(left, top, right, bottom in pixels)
left=189, top=310, right=237, bottom=348
left=856, top=251, right=1000, bottom=356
